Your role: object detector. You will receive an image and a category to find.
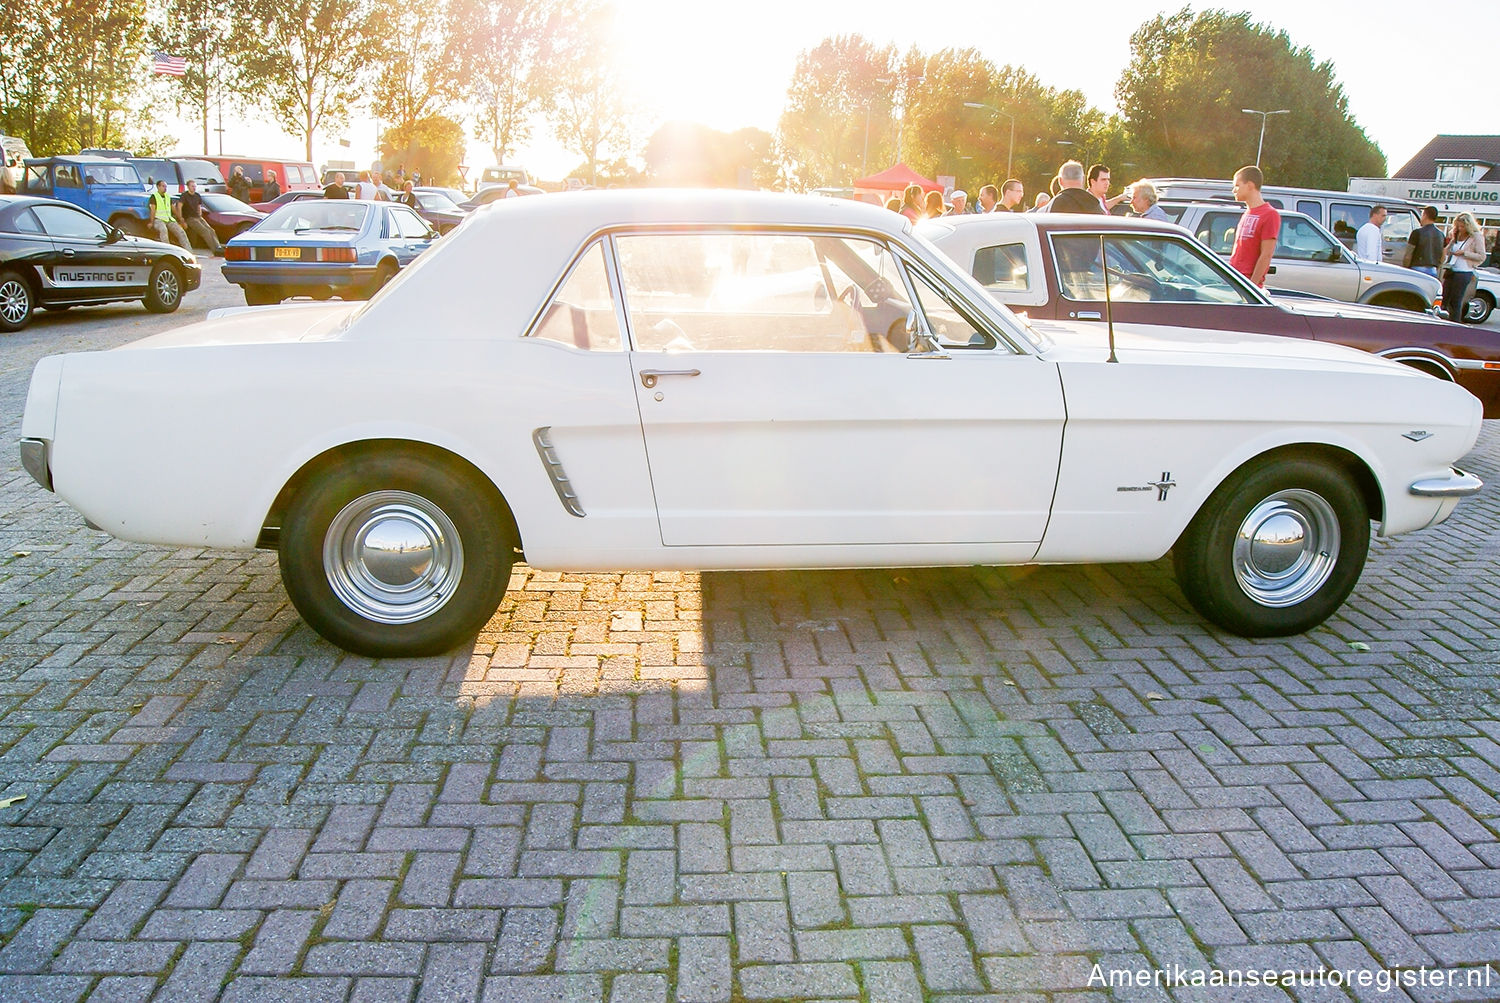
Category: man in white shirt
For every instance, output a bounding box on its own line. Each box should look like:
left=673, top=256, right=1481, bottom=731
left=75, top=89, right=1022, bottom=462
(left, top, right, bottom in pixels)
left=1356, top=205, right=1386, bottom=263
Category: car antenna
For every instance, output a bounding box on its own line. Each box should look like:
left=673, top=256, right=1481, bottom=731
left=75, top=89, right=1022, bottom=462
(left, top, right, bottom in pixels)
left=1100, top=234, right=1119, bottom=363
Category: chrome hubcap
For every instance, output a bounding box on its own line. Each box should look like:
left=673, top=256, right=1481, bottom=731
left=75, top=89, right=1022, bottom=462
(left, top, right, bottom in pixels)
left=323, top=490, right=463, bottom=624
left=1233, top=488, right=1340, bottom=607
left=0, top=280, right=29, bottom=324
left=155, top=269, right=179, bottom=304
left=1467, top=299, right=1486, bottom=321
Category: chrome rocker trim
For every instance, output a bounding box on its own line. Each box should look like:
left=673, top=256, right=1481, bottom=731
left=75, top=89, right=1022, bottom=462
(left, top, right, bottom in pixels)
left=1409, top=467, right=1483, bottom=498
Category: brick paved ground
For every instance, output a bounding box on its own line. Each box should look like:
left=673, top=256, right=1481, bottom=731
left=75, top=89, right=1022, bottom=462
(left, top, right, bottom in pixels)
left=1, top=269, right=1499, bottom=1001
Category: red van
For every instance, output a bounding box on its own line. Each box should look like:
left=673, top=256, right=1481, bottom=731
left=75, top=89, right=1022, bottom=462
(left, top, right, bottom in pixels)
left=205, top=156, right=320, bottom=203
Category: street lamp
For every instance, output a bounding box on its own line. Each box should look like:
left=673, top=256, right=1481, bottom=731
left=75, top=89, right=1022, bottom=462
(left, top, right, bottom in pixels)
left=1055, top=139, right=1090, bottom=168
left=963, top=101, right=1015, bottom=181
left=1241, top=108, right=1289, bottom=167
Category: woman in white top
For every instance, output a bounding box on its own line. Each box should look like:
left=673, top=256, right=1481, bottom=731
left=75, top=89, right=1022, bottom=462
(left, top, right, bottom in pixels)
left=1443, top=212, right=1487, bottom=325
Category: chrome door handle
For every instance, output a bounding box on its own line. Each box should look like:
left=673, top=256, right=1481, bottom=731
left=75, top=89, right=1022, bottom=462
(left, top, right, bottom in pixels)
left=1072, top=310, right=1101, bottom=320
left=639, top=368, right=700, bottom=389
left=62, top=248, right=75, bottom=257
left=906, top=350, right=951, bottom=360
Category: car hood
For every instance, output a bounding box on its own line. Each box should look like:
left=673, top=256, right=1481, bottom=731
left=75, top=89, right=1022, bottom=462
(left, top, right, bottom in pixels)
left=116, top=302, right=360, bottom=349
left=1029, top=316, right=1418, bottom=378
left=1270, top=295, right=1454, bottom=328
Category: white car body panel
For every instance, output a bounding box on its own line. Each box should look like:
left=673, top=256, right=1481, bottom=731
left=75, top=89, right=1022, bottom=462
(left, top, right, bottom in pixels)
left=20, top=190, right=1483, bottom=581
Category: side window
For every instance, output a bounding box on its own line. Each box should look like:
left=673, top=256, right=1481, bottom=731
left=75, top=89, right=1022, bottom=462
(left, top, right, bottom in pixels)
left=902, top=262, right=996, bottom=349
left=1328, top=203, right=1366, bottom=246
left=1296, top=199, right=1322, bottom=222
left=1053, top=235, right=1256, bottom=305
left=1277, top=217, right=1339, bottom=261
left=530, top=241, right=622, bottom=351
left=12, top=209, right=44, bottom=234
left=233, top=162, right=264, bottom=183
left=298, top=166, right=317, bottom=184
left=55, top=164, right=81, bottom=188
left=32, top=204, right=109, bottom=240
left=1382, top=210, right=1416, bottom=245
left=971, top=242, right=1030, bottom=294
left=392, top=208, right=428, bottom=238
left=615, top=231, right=912, bottom=353
left=1197, top=212, right=1240, bottom=255
left=24, top=166, right=50, bottom=194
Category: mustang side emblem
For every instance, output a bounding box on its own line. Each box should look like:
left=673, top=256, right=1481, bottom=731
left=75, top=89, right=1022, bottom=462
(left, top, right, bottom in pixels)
left=1403, top=430, right=1434, bottom=442
left=1117, top=472, right=1177, bottom=501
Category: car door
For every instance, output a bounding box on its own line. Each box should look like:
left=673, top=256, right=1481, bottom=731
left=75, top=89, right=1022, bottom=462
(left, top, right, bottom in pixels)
left=613, top=228, right=1065, bottom=555
left=1266, top=215, right=1363, bottom=302
left=387, top=206, right=434, bottom=263
left=1048, top=231, right=1312, bottom=338
left=50, top=163, right=88, bottom=211
left=31, top=203, right=146, bottom=298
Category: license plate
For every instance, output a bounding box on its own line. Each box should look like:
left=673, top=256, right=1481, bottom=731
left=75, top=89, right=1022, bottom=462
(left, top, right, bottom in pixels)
left=273, top=247, right=301, bottom=259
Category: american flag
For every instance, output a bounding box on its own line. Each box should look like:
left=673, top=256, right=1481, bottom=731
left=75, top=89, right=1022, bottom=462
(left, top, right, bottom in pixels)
left=151, top=52, right=187, bottom=77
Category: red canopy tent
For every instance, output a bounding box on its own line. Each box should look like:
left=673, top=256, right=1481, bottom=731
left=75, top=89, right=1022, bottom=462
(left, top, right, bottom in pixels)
left=852, top=162, right=942, bottom=204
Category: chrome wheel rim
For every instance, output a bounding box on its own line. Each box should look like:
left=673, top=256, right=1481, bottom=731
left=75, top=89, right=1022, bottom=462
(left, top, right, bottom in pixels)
left=1233, top=488, right=1340, bottom=607
left=1467, top=298, right=1487, bottom=322
left=0, top=279, right=29, bottom=325
left=154, top=268, right=180, bottom=305
left=323, top=490, right=463, bottom=624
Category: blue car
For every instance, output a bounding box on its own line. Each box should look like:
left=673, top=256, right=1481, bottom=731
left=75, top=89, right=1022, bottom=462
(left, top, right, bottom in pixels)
left=222, top=198, right=437, bottom=306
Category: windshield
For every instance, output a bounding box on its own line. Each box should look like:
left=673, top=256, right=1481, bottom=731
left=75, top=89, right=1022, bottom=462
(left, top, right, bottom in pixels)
left=200, top=193, right=256, bottom=213
left=175, top=159, right=225, bottom=185
left=78, top=163, right=141, bottom=185
left=261, top=200, right=368, bottom=231
left=416, top=192, right=458, bottom=211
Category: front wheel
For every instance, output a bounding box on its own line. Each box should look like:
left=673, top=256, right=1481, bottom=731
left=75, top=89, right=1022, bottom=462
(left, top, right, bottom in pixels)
left=278, top=453, right=514, bottom=657
left=143, top=263, right=183, bottom=313
left=0, top=270, right=34, bottom=332
left=1173, top=458, right=1369, bottom=637
left=1467, top=292, right=1495, bottom=325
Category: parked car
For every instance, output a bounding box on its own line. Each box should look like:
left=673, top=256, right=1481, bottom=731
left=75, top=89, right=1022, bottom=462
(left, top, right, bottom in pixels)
left=402, top=189, right=466, bottom=234
left=205, top=156, right=320, bottom=202
left=1464, top=268, right=1498, bottom=324
left=417, top=186, right=467, bottom=206
left=174, top=192, right=265, bottom=246
left=457, top=184, right=545, bottom=211
left=2, top=135, right=33, bottom=189
left=18, top=192, right=1482, bottom=657
left=250, top=190, right=323, bottom=213
left=18, top=155, right=153, bottom=236
left=1161, top=204, right=1442, bottom=313
left=128, top=156, right=226, bottom=195
left=1141, top=178, right=1424, bottom=266
left=475, top=164, right=530, bottom=193
left=0, top=194, right=199, bottom=331
left=221, top=198, right=436, bottom=305
left=919, top=212, right=1500, bottom=417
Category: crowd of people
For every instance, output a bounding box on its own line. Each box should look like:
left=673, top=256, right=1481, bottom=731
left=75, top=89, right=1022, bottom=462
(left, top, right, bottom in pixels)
left=885, top=158, right=1495, bottom=325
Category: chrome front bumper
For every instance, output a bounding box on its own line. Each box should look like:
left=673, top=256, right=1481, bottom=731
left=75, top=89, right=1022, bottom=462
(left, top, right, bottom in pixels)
left=1409, top=467, right=1483, bottom=498
left=19, top=437, right=51, bottom=491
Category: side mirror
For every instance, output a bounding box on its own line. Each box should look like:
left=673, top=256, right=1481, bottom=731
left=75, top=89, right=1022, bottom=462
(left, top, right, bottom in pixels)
left=106, top=227, right=124, bottom=243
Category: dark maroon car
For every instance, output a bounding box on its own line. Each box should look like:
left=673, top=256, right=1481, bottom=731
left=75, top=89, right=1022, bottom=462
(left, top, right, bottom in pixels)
left=920, top=213, right=1500, bottom=417
left=173, top=192, right=267, bottom=247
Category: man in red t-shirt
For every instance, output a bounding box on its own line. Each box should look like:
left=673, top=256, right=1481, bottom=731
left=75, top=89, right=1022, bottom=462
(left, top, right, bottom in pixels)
left=1228, top=165, right=1280, bottom=286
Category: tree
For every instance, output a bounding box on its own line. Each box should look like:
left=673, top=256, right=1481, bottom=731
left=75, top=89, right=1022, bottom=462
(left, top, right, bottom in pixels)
left=450, top=0, right=583, bottom=167
left=372, top=0, right=458, bottom=146
left=233, top=0, right=382, bottom=161
left=553, top=14, right=633, bottom=186
left=777, top=35, right=899, bottom=190
left=642, top=122, right=777, bottom=188
left=1116, top=7, right=1384, bottom=187
left=378, top=113, right=466, bottom=186
left=149, top=0, right=250, bottom=155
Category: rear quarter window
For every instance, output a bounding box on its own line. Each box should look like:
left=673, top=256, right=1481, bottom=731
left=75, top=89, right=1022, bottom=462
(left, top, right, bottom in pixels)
left=971, top=243, right=1031, bottom=294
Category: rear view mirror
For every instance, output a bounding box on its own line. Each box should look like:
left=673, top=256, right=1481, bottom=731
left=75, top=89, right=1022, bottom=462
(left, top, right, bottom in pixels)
left=106, top=227, right=123, bottom=243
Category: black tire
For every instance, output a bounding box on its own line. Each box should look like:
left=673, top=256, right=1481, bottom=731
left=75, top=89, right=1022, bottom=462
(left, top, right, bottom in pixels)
left=1172, top=457, right=1369, bottom=637
left=0, top=269, right=36, bottom=332
left=278, top=452, right=514, bottom=657
left=41, top=303, right=73, bottom=313
left=110, top=216, right=144, bottom=238
left=309, top=287, right=334, bottom=301
left=143, top=262, right=183, bottom=313
left=362, top=260, right=397, bottom=300
left=1467, top=292, right=1494, bottom=325
left=244, top=286, right=281, bottom=306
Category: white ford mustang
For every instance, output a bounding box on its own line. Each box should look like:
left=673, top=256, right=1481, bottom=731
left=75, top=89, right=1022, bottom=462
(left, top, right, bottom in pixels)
left=18, top=191, right=1485, bottom=656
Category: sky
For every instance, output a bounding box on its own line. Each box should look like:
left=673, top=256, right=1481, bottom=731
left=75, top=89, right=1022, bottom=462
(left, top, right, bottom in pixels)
left=172, top=0, right=1482, bottom=186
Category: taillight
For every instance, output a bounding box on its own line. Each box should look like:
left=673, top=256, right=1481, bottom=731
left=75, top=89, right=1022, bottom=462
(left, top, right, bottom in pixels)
left=317, top=247, right=357, bottom=263
left=223, top=246, right=250, bottom=261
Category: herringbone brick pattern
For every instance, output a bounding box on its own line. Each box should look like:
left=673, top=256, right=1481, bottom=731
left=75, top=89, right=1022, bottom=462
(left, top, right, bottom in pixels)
left=2, top=293, right=1499, bottom=1001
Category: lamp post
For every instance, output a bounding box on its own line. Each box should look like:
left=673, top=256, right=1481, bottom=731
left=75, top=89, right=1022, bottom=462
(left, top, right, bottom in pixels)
left=1241, top=108, right=1289, bottom=167
left=1055, top=139, right=1090, bottom=168
left=963, top=102, right=1015, bottom=181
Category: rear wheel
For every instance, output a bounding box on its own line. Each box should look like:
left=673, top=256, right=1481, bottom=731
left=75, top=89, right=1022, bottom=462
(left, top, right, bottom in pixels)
left=362, top=260, right=396, bottom=300
left=1173, top=457, right=1369, bottom=637
left=278, top=453, right=514, bottom=657
left=244, top=285, right=281, bottom=306
left=142, top=263, right=183, bottom=313
left=0, top=270, right=34, bottom=332
left=1468, top=291, right=1495, bottom=325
